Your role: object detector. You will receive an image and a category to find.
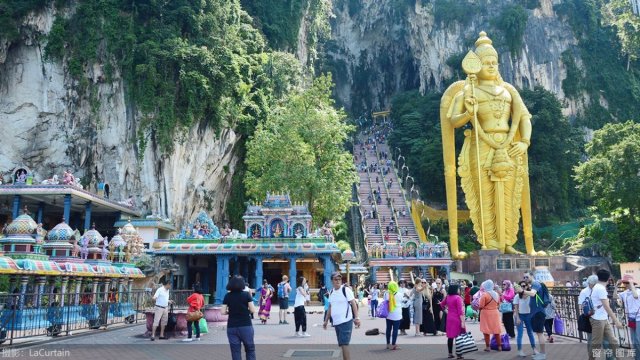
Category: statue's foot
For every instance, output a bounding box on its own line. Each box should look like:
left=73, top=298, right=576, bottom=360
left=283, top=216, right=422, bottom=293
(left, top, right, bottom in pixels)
left=504, top=246, right=522, bottom=255
left=452, top=251, right=468, bottom=260
left=526, top=249, right=548, bottom=256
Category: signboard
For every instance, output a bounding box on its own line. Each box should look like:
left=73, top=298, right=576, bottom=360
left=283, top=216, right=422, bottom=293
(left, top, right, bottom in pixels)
left=515, top=258, right=531, bottom=270
left=534, top=258, right=550, bottom=268
left=496, top=258, right=512, bottom=270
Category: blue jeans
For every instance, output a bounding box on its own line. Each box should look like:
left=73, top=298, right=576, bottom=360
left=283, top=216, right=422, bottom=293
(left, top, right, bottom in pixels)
left=371, top=299, right=378, bottom=317
left=227, top=326, right=255, bottom=360
left=516, top=313, right=536, bottom=351
left=385, top=319, right=400, bottom=345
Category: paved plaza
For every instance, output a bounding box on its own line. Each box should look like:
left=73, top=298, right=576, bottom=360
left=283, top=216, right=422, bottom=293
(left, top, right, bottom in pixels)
left=3, top=306, right=617, bottom=360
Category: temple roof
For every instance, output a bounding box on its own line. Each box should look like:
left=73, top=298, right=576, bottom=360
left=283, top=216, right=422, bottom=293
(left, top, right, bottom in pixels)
left=0, top=184, right=141, bottom=217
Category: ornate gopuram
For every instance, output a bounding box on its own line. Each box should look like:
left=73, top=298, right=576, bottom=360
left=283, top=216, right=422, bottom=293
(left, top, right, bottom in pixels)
left=153, top=193, right=340, bottom=305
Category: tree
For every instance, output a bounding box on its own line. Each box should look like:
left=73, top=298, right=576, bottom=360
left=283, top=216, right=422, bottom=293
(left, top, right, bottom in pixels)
left=602, top=0, right=640, bottom=70
left=574, top=121, right=640, bottom=222
left=245, top=74, right=358, bottom=224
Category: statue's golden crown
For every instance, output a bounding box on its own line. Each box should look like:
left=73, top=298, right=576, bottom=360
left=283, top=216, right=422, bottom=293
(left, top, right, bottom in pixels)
left=474, top=31, right=498, bottom=59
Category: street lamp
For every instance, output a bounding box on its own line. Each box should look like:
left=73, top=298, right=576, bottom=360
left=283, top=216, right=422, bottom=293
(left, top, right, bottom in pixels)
left=342, top=249, right=355, bottom=286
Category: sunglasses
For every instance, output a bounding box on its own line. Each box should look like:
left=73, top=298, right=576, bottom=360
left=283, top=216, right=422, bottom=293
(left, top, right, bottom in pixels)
left=332, top=277, right=342, bottom=281
left=421, top=281, right=427, bottom=284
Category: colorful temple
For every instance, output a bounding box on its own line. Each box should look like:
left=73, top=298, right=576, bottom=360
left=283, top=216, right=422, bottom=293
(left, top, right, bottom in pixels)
left=0, top=175, right=146, bottom=333
left=153, top=193, right=340, bottom=305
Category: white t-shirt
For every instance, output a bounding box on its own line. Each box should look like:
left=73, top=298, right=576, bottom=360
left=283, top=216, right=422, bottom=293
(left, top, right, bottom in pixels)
left=578, top=286, right=592, bottom=305
left=620, top=289, right=640, bottom=319
left=384, top=291, right=404, bottom=321
left=591, top=283, right=609, bottom=320
left=294, top=286, right=307, bottom=307
left=329, top=285, right=355, bottom=326
left=154, top=286, right=170, bottom=307
left=513, top=294, right=531, bottom=314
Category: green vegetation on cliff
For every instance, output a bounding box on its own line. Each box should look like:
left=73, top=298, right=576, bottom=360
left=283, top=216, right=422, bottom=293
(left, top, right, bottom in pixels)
left=574, top=122, right=640, bottom=261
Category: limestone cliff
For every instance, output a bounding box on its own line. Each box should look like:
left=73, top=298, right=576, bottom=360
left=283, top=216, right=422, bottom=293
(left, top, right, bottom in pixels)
left=327, top=0, right=582, bottom=115
left=0, top=7, right=240, bottom=227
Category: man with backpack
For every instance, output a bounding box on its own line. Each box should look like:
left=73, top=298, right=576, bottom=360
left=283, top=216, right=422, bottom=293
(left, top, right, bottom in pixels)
left=324, top=272, right=360, bottom=360
left=522, top=272, right=548, bottom=360
left=278, top=275, right=292, bottom=325
left=579, top=275, right=599, bottom=359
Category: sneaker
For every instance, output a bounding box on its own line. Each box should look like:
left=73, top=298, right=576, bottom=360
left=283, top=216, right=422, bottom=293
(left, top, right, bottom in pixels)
left=182, top=338, right=193, bottom=342
left=196, top=337, right=201, bottom=341
left=302, top=332, right=311, bottom=337
left=518, top=350, right=526, bottom=357
left=283, top=321, right=289, bottom=324
left=279, top=321, right=283, bottom=324
left=533, top=353, right=546, bottom=360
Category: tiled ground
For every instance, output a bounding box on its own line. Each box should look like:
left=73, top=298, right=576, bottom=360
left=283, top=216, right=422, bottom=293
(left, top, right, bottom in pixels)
left=6, top=306, right=621, bottom=360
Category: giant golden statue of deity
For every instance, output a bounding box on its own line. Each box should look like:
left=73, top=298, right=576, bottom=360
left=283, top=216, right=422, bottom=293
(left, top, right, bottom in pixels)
left=441, top=31, right=544, bottom=259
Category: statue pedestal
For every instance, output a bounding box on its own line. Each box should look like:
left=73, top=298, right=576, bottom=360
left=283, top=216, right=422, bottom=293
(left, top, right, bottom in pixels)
left=459, top=250, right=573, bottom=285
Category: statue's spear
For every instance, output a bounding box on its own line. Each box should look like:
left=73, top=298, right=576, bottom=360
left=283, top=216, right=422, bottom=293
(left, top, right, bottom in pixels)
left=461, top=50, right=487, bottom=249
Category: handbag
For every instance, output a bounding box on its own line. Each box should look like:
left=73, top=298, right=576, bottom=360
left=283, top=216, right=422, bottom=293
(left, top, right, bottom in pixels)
left=376, top=300, right=389, bottom=318
left=455, top=332, right=478, bottom=356
left=499, top=301, right=513, bottom=313
left=490, top=334, right=511, bottom=351
left=192, top=317, right=209, bottom=334
left=186, top=309, right=203, bottom=322
left=578, top=314, right=592, bottom=333
left=553, top=314, right=565, bottom=334
left=166, top=305, right=177, bottom=332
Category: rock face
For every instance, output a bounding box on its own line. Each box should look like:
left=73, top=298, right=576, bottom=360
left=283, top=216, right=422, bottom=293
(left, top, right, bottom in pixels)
left=328, top=0, right=580, bottom=115
left=0, top=6, right=240, bottom=227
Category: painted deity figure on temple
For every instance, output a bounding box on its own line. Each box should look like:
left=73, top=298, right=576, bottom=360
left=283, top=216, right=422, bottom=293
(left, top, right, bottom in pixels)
left=109, top=239, right=117, bottom=262
left=80, top=237, right=89, bottom=260
left=273, top=223, right=282, bottom=237
left=62, top=170, right=74, bottom=185
left=294, top=229, right=303, bottom=239
left=101, top=237, right=109, bottom=260
left=252, top=227, right=260, bottom=239
left=441, top=31, right=542, bottom=259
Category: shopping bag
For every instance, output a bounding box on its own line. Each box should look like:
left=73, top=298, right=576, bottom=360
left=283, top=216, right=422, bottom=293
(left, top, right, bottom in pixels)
left=490, top=334, right=511, bottom=351
left=376, top=300, right=389, bottom=318
left=455, top=332, right=478, bottom=356
left=578, top=314, right=592, bottom=333
left=465, top=305, right=475, bottom=318
left=192, top=317, right=208, bottom=334
left=554, top=314, right=565, bottom=334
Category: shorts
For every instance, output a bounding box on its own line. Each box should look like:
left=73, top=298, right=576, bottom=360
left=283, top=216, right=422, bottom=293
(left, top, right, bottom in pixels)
left=153, top=306, right=169, bottom=327
left=334, top=320, right=353, bottom=346
left=531, top=312, right=546, bottom=333
left=279, top=297, right=289, bottom=309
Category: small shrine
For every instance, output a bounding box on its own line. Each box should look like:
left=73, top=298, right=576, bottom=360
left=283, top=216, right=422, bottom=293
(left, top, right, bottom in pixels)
left=153, top=193, right=340, bottom=305
left=243, top=192, right=312, bottom=238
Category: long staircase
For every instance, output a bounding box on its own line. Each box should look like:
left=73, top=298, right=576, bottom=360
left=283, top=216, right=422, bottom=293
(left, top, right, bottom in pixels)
left=354, top=122, right=437, bottom=283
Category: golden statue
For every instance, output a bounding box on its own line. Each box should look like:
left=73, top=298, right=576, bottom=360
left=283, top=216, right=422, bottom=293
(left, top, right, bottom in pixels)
left=441, top=31, right=544, bottom=259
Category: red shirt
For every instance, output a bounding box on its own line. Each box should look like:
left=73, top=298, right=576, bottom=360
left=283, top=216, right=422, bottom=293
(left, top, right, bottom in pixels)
left=187, top=293, right=205, bottom=312
left=464, top=287, right=471, bottom=305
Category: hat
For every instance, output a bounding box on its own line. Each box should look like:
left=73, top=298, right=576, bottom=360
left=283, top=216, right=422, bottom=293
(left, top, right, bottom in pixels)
left=622, top=274, right=637, bottom=284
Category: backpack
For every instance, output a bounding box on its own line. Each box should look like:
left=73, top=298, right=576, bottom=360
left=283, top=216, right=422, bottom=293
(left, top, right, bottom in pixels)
left=471, top=290, right=483, bottom=311
left=534, top=283, right=551, bottom=309
left=582, top=289, right=595, bottom=317
left=277, top=282, right=285, bottom=298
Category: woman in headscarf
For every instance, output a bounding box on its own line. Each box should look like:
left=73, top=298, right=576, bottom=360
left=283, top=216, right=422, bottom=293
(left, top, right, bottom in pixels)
left=384, top=281, right=404, bottom=350
left=441, top=284, right=466, bottom=359
left=478, top=280, right=502, bottom=351
left=500, top=280, right=516, bottom=338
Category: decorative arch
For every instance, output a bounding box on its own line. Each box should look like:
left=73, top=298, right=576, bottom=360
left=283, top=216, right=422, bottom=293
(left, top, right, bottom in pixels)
left=292, top=223, right=306, bottom=238
left=269, top=218, right=285, bottom=238
left=249, top=223, right=262, bottom=239
left=12, top=166, right=32, bottom=184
